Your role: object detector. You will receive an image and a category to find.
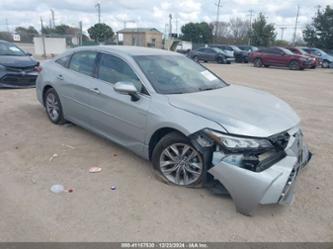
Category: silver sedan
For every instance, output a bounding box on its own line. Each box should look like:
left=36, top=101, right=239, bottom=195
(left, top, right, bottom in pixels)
left=36, top=46, right=311, bottom=216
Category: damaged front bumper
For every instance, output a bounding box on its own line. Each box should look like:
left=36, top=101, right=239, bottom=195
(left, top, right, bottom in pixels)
left=206, top=127, right=312, bottom=216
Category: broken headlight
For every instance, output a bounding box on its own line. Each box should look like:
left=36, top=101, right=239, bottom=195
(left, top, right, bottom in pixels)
left=203, top=129, right=273, bottom=152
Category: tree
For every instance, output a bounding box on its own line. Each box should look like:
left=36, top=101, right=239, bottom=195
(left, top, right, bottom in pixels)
left=229, top=18, right=249, bottom=44
left=88, top=23, right=114, bottom=43
left=250, top=13, right=276, bottom=46
left=303, top=5, right=333, bottom=49
left=15, top=26, right=38, bottom=43
left=274, top=40, right=289, bottom=47
left=181, top=22, right=213, bottom=44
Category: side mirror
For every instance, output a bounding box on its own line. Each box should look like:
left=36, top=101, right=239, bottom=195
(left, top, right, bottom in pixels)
left=113, top=81, right=140, bottom=101
left=26, top=52, right=32, bottom=56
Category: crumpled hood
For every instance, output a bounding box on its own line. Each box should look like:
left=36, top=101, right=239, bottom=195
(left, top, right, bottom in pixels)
left=168, top=85, right=300, bottom=137
left=0, top=55, right=38, bottom=68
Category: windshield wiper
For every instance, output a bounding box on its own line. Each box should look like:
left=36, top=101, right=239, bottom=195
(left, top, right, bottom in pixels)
left=198, top=86, right=220, bottom=91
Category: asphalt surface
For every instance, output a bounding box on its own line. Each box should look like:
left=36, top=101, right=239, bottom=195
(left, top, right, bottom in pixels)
left=0, top=63, right=332, bottom=242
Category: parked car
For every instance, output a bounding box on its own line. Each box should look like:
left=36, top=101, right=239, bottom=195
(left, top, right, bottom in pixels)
left=249, top=47, right=312, bottom=70
left=210, top=44, right=246, bottom=63
left=188, top=47, right=234, bottom=64
left=287, top=47, right=318, bottom=69
left=235, top=45, right=259, bottom=63
left=302, top=47, right=333, bottom=68
left=36, top=46, right=311, bottom=216
left=237, top=45, right=259, bottom=52
left=0, top=40, right=40, bottom=88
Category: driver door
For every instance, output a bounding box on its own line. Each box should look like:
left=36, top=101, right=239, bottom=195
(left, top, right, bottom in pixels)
left=87, top=53, right=150, bottom=151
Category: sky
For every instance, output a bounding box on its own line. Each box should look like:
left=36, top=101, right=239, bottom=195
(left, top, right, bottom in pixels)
left=0, top=0, right=331, bottom=41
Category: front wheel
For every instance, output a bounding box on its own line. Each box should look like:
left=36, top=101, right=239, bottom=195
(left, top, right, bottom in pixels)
left=44, top=88, right=65, bottom=124
left=254, top=58, right=263, bottom=67
left=217, top=56, right=225, bottom=64
left=289, top=60, right=300, bottom=70
left=152, top=132, right=204, bottom=187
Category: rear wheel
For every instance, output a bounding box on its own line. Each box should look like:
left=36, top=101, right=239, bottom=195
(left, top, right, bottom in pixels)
left=289, top=60, right=300, bottom=70
left=322, top=60, right=329, bottom=68
left=152, top=132, right=204, bottom=187
left=254, top=58, right=263, bottom=67
left=44, top=88, right=65, bottom=124
left=193, top=56, right=199, bottom=62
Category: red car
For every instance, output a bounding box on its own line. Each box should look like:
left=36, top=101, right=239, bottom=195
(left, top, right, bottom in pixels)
left=287, top=47, right=319, bottom=69
left=249, top=47, right=312, bottom=70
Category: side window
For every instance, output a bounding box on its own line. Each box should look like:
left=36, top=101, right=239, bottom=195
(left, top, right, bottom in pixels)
left=69, top=51, right=97, bottom=77
left=55, top=55, right=71, bottom=68
left=98, top=54, right=143, bottom=92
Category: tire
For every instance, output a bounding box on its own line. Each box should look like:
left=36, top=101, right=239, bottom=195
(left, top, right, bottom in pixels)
left=264, top=65, right=270, bottom=68
left=216, top=56, right=225, bottom=64
left=322, top=60, right=329, bottom=68
left=254, top=58, right=263, bottom=67
left=193, top=56, right=199, bottom=62
left=44, top=88, right=66, bottom=125
left=152, top=132, right=204, bottom=187
left=288, top=60, right=300, bottom=70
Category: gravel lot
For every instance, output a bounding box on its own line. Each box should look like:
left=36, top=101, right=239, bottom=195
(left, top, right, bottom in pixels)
left=0, top=63, right=332, bottom=242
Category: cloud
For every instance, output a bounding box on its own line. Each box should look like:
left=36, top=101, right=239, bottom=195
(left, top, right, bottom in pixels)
left=0, top=0, right=330, bottom=41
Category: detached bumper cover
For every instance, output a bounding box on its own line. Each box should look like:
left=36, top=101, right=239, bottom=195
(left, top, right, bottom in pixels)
left=208, top=127, right=311, bottom=216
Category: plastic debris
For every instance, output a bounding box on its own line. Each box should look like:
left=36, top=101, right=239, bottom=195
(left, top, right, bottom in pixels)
left=50, top=184, right=65, bottom=193
left=49, top=153, right=58, bottom=162
left=67, top=188, right=74, bottom=193
left=89, top=167, right=102, bottom=173
left=62, top=144, right=75, bottom=149
left=111, top=186, right=117, bottom=191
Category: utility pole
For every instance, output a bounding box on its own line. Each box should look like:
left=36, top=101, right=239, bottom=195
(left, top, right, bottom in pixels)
left=293, top=5, right=300, bottom=45
left=5, top=18, right=9, bottom=32
left=50, top=9, right=55, bottom=28
left=40, top=17, right=46, bottom=58
left=280, top=27, right=286, bottom=40
left=215, top=0, right=222, bottom=42
left=248, top=9, right=254, bottom=45
left=175, top=16, right=178, bottom=37
left=95, top=3, right=101, bottom=24
left=79, top=21, right=83, bottom=46
left=169, top=14, right=172, bottom=37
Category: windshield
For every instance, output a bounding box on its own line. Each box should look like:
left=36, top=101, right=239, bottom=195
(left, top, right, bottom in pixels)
left=212, top=47, right=223, bottom=53
left=230, top=46, right=241, bottom=52
left=134, top=55, right=227, bottom=94
left=279, top=47, right=294, bottom=55
left=0, top=42, right=26, bottom=56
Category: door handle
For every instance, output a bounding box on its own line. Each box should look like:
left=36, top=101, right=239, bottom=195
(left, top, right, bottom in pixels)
left=57, top=74, right=64, bottom=80
left=90, top=88, right=101, bottom=94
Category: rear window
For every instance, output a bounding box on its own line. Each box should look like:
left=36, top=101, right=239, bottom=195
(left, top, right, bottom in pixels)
left=69, top=51, right=97, bottom=77
left=55, top=55, right=71, bottom=68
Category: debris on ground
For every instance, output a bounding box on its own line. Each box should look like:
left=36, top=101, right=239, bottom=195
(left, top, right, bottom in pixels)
left=50, top=184, right=65, bottom=193
left=111, top=186, right=117, bottom=191
left=49, top=153, right=58, bottom=162
left=62, top=144, right=75, bottom=149
left=66, top=188, right=74, bottom=193
left=113, top=153, right=118, bottom=157
left=89, top=167, right=102, bottom=173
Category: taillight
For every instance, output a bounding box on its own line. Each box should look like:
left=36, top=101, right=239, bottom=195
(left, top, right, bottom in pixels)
left=34, top=66, right=42, bottom=73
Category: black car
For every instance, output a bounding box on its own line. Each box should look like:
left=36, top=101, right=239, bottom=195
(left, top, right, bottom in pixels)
left=209, top=44, right=248, bottom=63
left=188, top=47, right=235, bottom=64
left=0, top=40, right=40, bottom=88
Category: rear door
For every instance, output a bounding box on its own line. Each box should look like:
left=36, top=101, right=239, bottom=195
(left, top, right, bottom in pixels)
left=86, top=52, right=150, bottom=150
left=59, top=51, right=99, bottom=126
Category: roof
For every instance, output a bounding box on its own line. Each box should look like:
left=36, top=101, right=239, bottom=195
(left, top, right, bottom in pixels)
left=117, top=28, right=162, bottom=34
left=71, top=45, right=179, bottom=56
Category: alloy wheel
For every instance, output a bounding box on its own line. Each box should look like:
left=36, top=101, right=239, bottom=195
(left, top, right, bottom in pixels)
left=159, top=143, right=203, bottom=186
left=45, top=92, right=60, bottom=121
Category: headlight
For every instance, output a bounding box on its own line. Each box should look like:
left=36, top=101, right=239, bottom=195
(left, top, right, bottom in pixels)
left=204, top=129, right=273, bottom=152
